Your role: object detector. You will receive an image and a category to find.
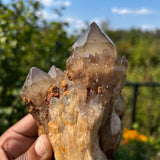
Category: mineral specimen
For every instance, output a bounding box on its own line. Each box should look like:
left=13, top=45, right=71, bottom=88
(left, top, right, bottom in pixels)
left=21, top=22, right=128, bottom=160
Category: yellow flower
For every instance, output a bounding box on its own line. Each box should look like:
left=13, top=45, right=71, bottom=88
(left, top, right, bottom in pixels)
left=123, top=128, right=139, bottom=140
left=138, top=134, right=148, bottom=142
left=123, top=128, right=148, bottom=143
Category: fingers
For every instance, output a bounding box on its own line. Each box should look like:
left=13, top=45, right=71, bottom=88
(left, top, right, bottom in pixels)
left=12, top=114, right=38, bottom=137
left=29, top=134, right=53, bottom=160
left=0, top=114, right=53, bottom=159
left=0, top=148, right=8, bottom=160
left=0, top=129, right=37, bottom=159
left=17, top=134, right=53, bottom=160
left=0, top=114, right=38, bottom=159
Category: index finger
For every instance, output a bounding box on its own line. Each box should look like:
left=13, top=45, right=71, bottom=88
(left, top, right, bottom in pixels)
left=12, top=114, right=38, bottom=137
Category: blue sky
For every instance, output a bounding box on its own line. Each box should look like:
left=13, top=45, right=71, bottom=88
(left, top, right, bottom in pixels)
left=38, top=0, right=160, bottom=32
left=5, top=0, right=160, bottom=32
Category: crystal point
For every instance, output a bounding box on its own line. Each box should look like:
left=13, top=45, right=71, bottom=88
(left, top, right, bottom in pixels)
left=21, top=67, right=51, bottom=107
left=23, top=67, right=49, bottom=87
left=21, top=22, right=128, bottom=160
left=72, top=22, right=117, bottom=57
left=48, top=65, right=65, bottom=79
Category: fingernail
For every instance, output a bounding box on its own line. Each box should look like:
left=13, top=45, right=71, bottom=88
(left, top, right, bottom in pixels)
left=35, top=135, right=46, bottom=156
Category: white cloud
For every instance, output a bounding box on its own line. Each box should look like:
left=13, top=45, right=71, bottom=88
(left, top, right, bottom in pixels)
left=37, top=9, right=58, bottom=20
left=37, top=0, right=52, bottom=6
left=140, top=25, right=157, bottom=31
left=136, top=8, right=152, bottom=15
left=38, top=0, right=71, bottom=7
left=63, top=1, right=71, bottom=7
left=90, top=18, right=101, bottom=26
left=64, top=17, right=86, bottom=29
left=64, top=17, right=110, bottom=31
left=36, top=0, right=71, bottom=21
left=112, top=7, right=153, bottom=15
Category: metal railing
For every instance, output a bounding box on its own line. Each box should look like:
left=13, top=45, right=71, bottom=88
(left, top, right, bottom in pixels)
left=125, top=82, right=160, bottom=125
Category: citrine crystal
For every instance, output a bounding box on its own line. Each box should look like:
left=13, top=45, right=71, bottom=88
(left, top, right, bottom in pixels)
left=21, top=22, right=128, bottom=160
left=48, top=65, right=64, bottom=79
left=72, top=22, right=117, bottom=58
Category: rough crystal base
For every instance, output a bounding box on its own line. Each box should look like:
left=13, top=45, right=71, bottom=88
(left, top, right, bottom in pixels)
left=21, top=22, right=128, bottom=160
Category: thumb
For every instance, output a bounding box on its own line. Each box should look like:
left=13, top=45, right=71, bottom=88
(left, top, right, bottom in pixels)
left=27, top=134, right=53, bottom=160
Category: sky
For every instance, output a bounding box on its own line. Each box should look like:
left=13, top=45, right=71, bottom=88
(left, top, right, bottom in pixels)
left=5, top=0, right=160, bottom=32
left=37, top=0, right=160, bottom=32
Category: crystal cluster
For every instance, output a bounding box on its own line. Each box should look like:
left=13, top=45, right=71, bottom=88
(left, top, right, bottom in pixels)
left=21, top=22, right=128, bottom=160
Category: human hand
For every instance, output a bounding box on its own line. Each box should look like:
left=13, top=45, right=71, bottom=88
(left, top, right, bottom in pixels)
left=0, top=114, right=53, bottom=160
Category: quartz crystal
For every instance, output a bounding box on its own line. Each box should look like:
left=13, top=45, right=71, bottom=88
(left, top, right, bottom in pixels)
left=72, top=22, right=117, bottom=58
left=21, top=22, right=128, bottom=160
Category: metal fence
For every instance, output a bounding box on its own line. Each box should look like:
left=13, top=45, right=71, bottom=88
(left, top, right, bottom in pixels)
left=125, top=82, right=160, bottom=126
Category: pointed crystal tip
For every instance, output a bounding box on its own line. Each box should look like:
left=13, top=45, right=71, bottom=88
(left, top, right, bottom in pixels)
left=48, top=65, right=64, bottom=79
left=72, top=22, right=117, bottom=57
left=23, top=67, right=49, bottom=87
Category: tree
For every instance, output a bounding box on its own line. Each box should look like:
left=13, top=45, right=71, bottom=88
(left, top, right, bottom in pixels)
left=0, top=0, right=74, bottom=134
left=106, top=28, right=160, bottom=135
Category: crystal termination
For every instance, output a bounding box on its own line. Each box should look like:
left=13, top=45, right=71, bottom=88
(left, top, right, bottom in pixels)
left=21, top=22, right=128, bottom=160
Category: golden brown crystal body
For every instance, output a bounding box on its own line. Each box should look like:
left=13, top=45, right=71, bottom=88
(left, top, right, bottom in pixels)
left=21, top=22, right=128, bottom=160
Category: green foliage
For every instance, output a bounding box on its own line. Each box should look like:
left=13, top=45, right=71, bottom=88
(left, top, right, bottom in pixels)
left=104, top=28, right=160, bottom=159
left=113, top=141, right=152, bottom=160
left=0, top=0, right=74, bottom=134
left=106, top=28, right=160, bottom=135
left=0, top=2, right=160, bottom=158
left=112, top=127, right=160, bottom=159
left=113, top=137, right=160, bottom=160
left=107, top=29, right=160, bottom=82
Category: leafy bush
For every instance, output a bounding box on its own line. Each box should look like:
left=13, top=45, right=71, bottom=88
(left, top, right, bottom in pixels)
left=113, top=128, right=160, bottom=160
left=0, top=0, right=74, bottom=134
left=0, top=4, right=160, bottom=160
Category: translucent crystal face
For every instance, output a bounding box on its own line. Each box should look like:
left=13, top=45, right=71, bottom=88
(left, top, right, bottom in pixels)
left=72, top=22, right=117, bottom=58
left=21, top=22, right=128, bottom=160
left=23, top=67, right=50, bottom=87
left=48, top=65, right=64, bottom=79
left=21, top=67, right=52, bottom=106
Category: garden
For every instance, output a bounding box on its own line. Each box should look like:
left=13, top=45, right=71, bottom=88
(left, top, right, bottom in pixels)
left=0, top=1, right=160, bottom=159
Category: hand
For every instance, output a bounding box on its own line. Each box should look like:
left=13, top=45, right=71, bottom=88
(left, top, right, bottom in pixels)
left=0, top=114, right=53, bottom=160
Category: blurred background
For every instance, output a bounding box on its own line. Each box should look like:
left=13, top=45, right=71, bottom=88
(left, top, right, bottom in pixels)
left=0, top=0, right=160, bottom=159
